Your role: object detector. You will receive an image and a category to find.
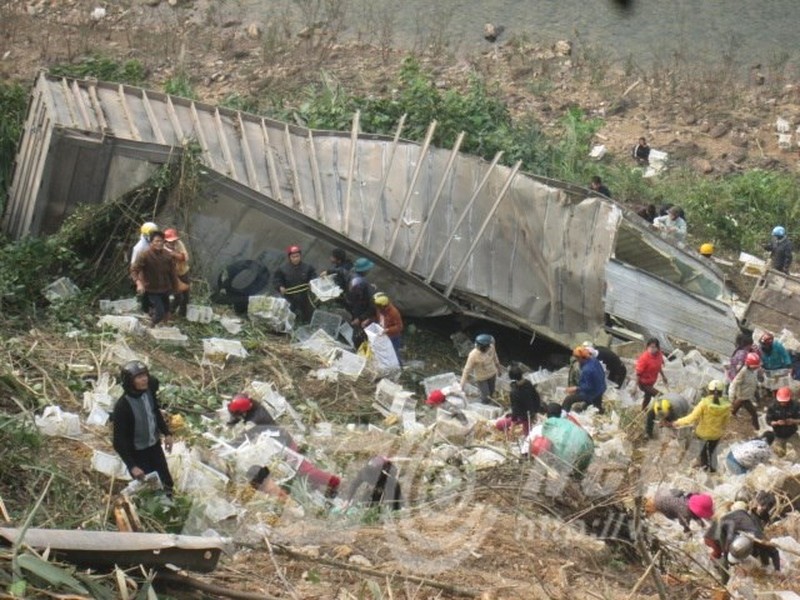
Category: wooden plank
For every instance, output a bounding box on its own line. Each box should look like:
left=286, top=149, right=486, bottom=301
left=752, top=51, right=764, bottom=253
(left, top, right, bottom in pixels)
left=444, top=161, right=521, bottom=296
left=69, top=80, right=92, bottom=130
left=87, top=84, right=108, bottom=131
left=117, top=83, right=142, bottom=141
left=387, top=119, right=436, bottom=256
left=365, top=114, right=406, bottom=246
left=214, top=108, right=237, bottom=178
left=141, top=90, right=166, bottom=145
left=406, top=130, right=463, bottom=271
left=260, top=120, right=283, bottom=203
left=343, top=111, right=360, bottom=236
left=237, top=112, right=260, bottom=191
left=189, top=101, right=214, bottom=168
left=165, top=95, right=185, bottom=142
left=425, top=152, right=503, bottom=285
left=284, top=123, right=302, bottom=210
left=307, top=130, right=325, bottom=222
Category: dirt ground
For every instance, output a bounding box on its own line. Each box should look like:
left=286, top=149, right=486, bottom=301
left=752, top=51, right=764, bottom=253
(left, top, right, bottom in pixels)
left=2, top=2, right=800, bottom=599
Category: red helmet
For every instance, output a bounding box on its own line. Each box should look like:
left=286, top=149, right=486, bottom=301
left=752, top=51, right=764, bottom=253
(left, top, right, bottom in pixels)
left=776, top=387, right=792, bottom=403
left=744, top=352, right=762, bottom=367
left=530, top=436, right=552, bottom=456
left=163, top=228, right=180, bottom=242
left=426, top=390, right=446, bottom=406
left=228, top=394, right=253, bottom=414
left=760, top=332, right=774, bottom=345
left=287, top=245, right=302, bottom=256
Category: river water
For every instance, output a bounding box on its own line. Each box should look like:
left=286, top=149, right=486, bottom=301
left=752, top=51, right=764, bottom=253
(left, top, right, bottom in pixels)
left=249, top=0, right=800, bottom=71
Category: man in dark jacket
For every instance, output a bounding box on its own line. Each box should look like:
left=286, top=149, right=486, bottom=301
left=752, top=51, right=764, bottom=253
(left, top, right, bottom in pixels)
left=322, top=247, right=353, bottom=293
left=274, top=245, right=317, bottom=323
left=112, top=361, right=174, bottom=494
left=563, top=346, right=607, bottom=413
left=766, top=386, right=800, bottom=457
left=131, top=230, right=179, bottom=326
left=765, top=226, right=792, bottom=273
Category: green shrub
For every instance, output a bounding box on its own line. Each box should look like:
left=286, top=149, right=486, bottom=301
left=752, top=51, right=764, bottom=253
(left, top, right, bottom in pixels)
left=164, top=73, right=197, bottom=100
left=49, top=55, right=146, bottom=86
left=0, top=82, right=29, bottom=214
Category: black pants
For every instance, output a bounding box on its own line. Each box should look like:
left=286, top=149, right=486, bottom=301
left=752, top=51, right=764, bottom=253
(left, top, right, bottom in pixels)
left=699, top=438, right=720, bottom=472
left=147, top=292, right=171, bottom=325
left=171, top=275, right=190, bottom=317
left=132, top=443, right=174, bottom=494
left=563, top=392, right=604, bottom=414
left=732, top=398, right=759, bottom=430
left=639, top=382, right=660, bottom=411
left=286, top=292, right=314, bottom=323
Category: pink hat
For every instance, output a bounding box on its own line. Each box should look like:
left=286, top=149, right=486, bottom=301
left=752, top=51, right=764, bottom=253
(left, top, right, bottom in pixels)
left=687, top=493, right=714, bottom=519
left=426, top=390, right=446, bottom=406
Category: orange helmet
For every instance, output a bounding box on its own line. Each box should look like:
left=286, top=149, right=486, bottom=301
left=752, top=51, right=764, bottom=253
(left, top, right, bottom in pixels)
left=573, top=346, right=592, bottom=360
left=286, top=245, right=302, bottom=256
left=426, top=390, right=446, bottom=406
left=776, top=387, right=792, bottom=403
left=530, top=436, right=552, bottom=456
left=163, top=228, right=180, bottom=242
left=744, top=352, right=761, bottom=368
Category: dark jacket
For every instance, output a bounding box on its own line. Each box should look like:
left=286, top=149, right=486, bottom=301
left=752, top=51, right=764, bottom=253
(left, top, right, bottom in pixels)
left=766, top=400, right=800, bottom=439
left=329, top=260, right=353, bottom=292
left=705, top=509, right=780, bottom=571
left=131, top=247, right=178, bottom=294
left=578, top=357, right=607, bottom=401
left=766, top=237, right=793, bottom=273
left=347, top=275, right=376, bottom=322
left=274, top=261, right=316, bottom=295
left=112, top=378, right=170, bottom=472
left=510, top=379, right=543, bottom=421
left=595, top=346, right=627, bottom=388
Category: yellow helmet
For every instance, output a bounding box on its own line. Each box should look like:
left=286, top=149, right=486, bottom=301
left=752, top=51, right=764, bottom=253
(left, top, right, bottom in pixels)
left=140, top=221, right=158, bottom=235
left=699, top=243, right=714, bottom=256
left=653, top=398, right=671, bottom=419
left=373, top=292, right=390, bottom=308
left=708, top=379, right=724, bottom=392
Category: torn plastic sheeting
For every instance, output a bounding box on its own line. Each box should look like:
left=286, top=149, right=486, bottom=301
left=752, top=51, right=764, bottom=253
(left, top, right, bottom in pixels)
left=91, top=449, right=130, bottom=479
left=219, top=316, right=243, bottom=334
left=97, top=315, right=144, bottom=335
left=309, top=309, right=343, bottom=339
left=248, top=295, right=295, bottom=332
left=85, top=405, right=109, bottom=426
left=466, top=402, right=503, bottom=420
left=201, top=496, right=243, bottom=523
left=35, top=406, right=81, bottom=437
left=43, top=276, right=80, bottom=302
left=292, top=328, right=344, bottom=359
left=201, top=338, right=248, bottom=368
left=364, top=323, right=400, bottom=375
left=309, top=276, right=342, bottom=302
left=524, top=367, right=555, bottom=386
left=103, top=336, right=142, bottom=365
left=148, top=326, right=189, bottom=345
left=249, top=381, right=290, bottom=419
left=169, top=445, right=230, bottom=494
left=422, top=372, right=460, bottom=398
left=98, top=297, right=140, bottom=314
left=325, top=347, right=367, bottom=379
left=82, top=372, right=117, bottom=412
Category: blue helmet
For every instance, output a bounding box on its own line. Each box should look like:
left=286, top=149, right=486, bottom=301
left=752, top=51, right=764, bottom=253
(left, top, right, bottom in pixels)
left=772, top=226, right=786, bottom=238
left=475, top=334, right=493, bottom=347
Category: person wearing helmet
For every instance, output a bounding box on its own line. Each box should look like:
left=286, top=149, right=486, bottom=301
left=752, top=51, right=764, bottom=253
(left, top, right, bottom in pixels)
left=645, top=489, right=713, bottom=533
left=645, top=392, right=690, bottom=438
left=495, top=364, right=544, bottom=435
left=758, top=332, right=792, bottom=372
left=704, top=492, right=780, bottom=583
left=163, top=228, right=190, bottom=318
left=668, top=380, right=731, bottom=472
left=131, top=230, right=181, bottom=326
left=344, top=455, right=402, bottom=511
left=699, top=243, right=714, bottom=257
left=563, top=345, right=608, bottom=414
left=131, top=221, right=159, bottom=266
left=112, top=361, right=174, bottom=494
left=725, top=431, right=775, bottom=475
left=765, top=225, right=792, bottom=274
left=370, top=292, right=403, bottom=364
left=274, top=245, right=317, bottom=323
left=652, top=205, right=687, bottom=241
left=346, top=257, right=377, bottom=332
left=729, top=352, right=764, bottom=430
left=635, top=338, right=669, bottom=412
left=227, top=394, right=340, bottom=496
left=765, top=386, right=800, bottom=458
left=460, top=334, right=502, bottom=404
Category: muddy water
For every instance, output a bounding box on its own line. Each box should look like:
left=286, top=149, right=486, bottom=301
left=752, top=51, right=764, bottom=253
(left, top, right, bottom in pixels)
left=245, top=0, right=800, bottom=70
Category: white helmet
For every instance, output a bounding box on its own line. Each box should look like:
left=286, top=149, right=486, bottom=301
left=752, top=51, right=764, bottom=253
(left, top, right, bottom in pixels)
left=728, top=535, right=753, bottom=561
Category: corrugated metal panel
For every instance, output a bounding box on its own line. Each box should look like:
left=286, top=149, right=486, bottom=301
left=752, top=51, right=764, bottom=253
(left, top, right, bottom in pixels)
left=2, top=73, right=737, bottom=354
left=743, top=270, right=800, bottom=334
left=605, top=259, right=738, bottom=357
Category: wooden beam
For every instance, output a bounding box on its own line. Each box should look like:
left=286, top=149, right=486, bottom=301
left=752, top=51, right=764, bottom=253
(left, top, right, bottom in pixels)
left=365, top=114, right=406, bottom=246
left=343, top=110, right=360, bottom=237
